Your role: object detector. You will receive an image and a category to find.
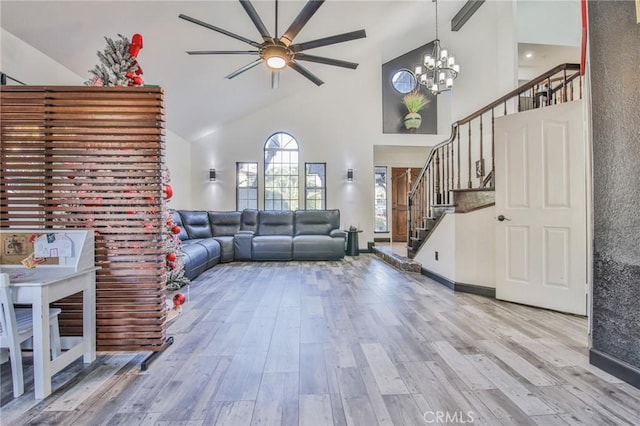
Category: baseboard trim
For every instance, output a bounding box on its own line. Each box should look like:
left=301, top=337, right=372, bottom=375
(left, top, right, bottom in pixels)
left=421, top=268, right=455, bottom=290
left=420, top=268, right=496, bottom=298
left=590, top=349, right=640, bottom=389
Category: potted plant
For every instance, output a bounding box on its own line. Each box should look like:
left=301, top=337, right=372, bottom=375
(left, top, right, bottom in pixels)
left=402, top=91, right=429, bottom=131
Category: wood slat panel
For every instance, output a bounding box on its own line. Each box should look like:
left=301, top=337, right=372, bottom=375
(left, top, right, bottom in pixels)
left=1, top=86, right=168, bottom=352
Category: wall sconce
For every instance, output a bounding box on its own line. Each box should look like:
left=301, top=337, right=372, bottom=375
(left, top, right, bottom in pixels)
left=209, top=168, right=216, bottom=181
left=347, top=169, right=354, bottom=182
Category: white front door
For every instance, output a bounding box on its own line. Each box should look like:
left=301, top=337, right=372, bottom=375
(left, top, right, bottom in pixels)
left=495, top=101, right=587, bottom=315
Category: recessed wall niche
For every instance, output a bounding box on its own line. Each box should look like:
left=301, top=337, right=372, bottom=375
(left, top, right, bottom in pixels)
left=382, top=42, right=437, bottom=134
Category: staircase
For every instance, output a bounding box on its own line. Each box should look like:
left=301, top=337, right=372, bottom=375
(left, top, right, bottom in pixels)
left=407, top=63, right=582, bottom=258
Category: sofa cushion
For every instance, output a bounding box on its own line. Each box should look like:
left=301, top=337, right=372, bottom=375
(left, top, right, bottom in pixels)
left=252, top=236, right=293, bottom=261
left=293, top=235, right=345, bottom=260
left=209, top=211, right=241, bottom=237
left=213, top=236, right=235, bottom=262
left=180, top=242, right=209, bottom=280
left=241, top=209, right=259, bottom=232
left=171, top=211, right=190, bottom=241
left=193, top=239, right=221, bottom=269
left=257, top=210, right=294, bottom=236
left=294, top=209, right=341, bottom=236
left=179, top=210, right=213, bottom=239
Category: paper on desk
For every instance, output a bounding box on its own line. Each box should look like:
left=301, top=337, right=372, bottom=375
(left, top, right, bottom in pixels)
left=34, top=233, right=73, bottom=258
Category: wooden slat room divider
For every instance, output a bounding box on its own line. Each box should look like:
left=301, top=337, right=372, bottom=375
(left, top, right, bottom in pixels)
left=0, top=86, right=168, bottom=351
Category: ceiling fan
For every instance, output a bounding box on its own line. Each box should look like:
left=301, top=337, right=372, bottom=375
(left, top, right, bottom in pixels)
left=179, top=0, right=366, bottom=87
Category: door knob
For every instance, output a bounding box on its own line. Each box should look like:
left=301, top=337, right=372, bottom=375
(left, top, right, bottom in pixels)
left=497, top=215, right=511, bottom=222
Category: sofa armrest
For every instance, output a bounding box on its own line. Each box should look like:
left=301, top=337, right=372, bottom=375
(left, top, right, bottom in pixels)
left=234, top=231, right=254, bottom=261
left=330, top=229, right=346, bottom=238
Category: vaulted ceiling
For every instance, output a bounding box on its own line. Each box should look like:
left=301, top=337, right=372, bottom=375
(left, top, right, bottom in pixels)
left=3, top=1, right=460, bottom=140
left=1, top=1, right=580, bottom=142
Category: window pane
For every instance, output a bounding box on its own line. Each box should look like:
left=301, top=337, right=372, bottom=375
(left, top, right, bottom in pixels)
left=374, top=166, right=388, bottom=232
left=237, top=162, right=258, bottom=211
left=265, top=132, right=299, bottom=211
left=305, top=163, right=326, bottom=210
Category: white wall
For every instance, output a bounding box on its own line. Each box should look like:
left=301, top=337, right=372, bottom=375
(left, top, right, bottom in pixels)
left=1, top=28, right=82, bottom=84
left=416, top=214, right=457, bottom=280
left=517, top=0, right=582, bottom=47
left=454, top=207, right=496, bottom=288
left=190, top=1, right=518, bottom=246
left=1, top=28, right=192, bottom=208
left=165, top=130, right=193, bottom=210
left=449, top=0, right=518, bottom=120
left=415, top=207, right=496, bottom=289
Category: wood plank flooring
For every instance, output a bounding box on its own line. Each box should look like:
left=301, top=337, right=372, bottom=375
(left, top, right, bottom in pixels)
left=2, top=255, right=640, bottom=425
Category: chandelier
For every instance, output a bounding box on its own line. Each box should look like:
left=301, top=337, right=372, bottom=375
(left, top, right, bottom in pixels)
left=414, top=0, right=460, bottom=95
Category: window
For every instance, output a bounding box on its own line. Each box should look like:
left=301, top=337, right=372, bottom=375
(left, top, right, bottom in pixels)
left=305, top=163, right=326, bottom=210
left=374, top=166, right=388, bottom=232
left=264, top=132, right=299, bottom=210
left=391, top=69, right=417, bottom=94
left=236, top=162, right=258, bottom=210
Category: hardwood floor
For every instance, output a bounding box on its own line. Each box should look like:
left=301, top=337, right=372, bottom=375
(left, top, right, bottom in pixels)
left=2, top=255, right=639, bottom=425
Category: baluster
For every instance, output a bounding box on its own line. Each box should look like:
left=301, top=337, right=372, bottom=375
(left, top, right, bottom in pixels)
left=491, top=108, right=495, bottom=188
left=456, top=127, right=461, bottom=189
left=426, top=167, right=431, bottom=219
left=479, top=114, right=484, bottom=187
left=442, top=147, right=446, bottom=203
left=450, top=139, right=455, bottom=196
left=579, top=74, right=582, bottom=100
left=547, top=76, right=552, bottom=105
left=434, top=150, right=441, bottom=204
left=563, top=69, right=568, bottom=102
left=444, top=146, right=449, bottom=204
left=430, top=165, right=434, bottom=217
left=468, top=122, right=472, bottom=188
left=569, top=79, right=574, bottom=102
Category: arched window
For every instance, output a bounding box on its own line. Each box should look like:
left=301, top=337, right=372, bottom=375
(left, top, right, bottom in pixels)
left=264, top=132, right=299, bottom=210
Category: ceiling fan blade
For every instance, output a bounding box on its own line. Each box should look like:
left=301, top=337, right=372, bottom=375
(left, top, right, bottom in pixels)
left=294, top=53, right=358, bottom=69
left=179, top=14, right=261, bottom=48
left=290, top=29, right=367, bottom=53
left=225, top=58, right=264, bottom=79
left=186, top=50, right=260, bottom=55
left=288, top=61, right=324, bottom=86
left=271, top=71, right=280, bottom=89
left=239, top=0, right=273, bottom=42
left=280, top=0, right=325, bottom=47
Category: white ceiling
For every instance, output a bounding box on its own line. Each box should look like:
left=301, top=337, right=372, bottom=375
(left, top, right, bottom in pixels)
left=2, top=0, right=456, bottom=141
left=1, top=1, right=581, bottom=141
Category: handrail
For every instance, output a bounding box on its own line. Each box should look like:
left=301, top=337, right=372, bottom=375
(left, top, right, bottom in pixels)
left=407, top=63, right=582, bottom=255
left=410, top=63, right=581, bottom=196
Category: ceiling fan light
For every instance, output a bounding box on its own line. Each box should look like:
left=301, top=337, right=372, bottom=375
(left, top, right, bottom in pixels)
left=262, top=45, right=290, bottom=70
left=266, top=55, right=287, bottom=69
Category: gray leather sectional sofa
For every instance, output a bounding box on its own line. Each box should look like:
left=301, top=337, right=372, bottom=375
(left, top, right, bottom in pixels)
left=171, top=209, right=346, bottom=280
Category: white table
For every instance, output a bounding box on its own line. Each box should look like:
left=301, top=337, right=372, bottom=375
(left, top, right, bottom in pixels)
left=2, top=266, right=97, bottom=399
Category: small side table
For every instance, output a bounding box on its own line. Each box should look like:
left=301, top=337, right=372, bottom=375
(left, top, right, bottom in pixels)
left=345, top=230, right=363, bottom=256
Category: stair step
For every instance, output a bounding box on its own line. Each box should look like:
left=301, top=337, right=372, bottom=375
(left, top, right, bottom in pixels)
left=450, top=189, right=495, bottom=213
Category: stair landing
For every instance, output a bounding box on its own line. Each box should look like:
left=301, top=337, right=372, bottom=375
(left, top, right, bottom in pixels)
left=372, top=243, right=421, bottom=273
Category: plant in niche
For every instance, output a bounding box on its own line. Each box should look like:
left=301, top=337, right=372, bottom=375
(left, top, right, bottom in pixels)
left=402, top=91, right=429, bottom=113
left=401, top=90, right=430, bottom=131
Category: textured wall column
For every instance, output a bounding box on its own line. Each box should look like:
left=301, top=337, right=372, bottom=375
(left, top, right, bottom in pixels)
left=588, top=0, right=640, bottom=388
